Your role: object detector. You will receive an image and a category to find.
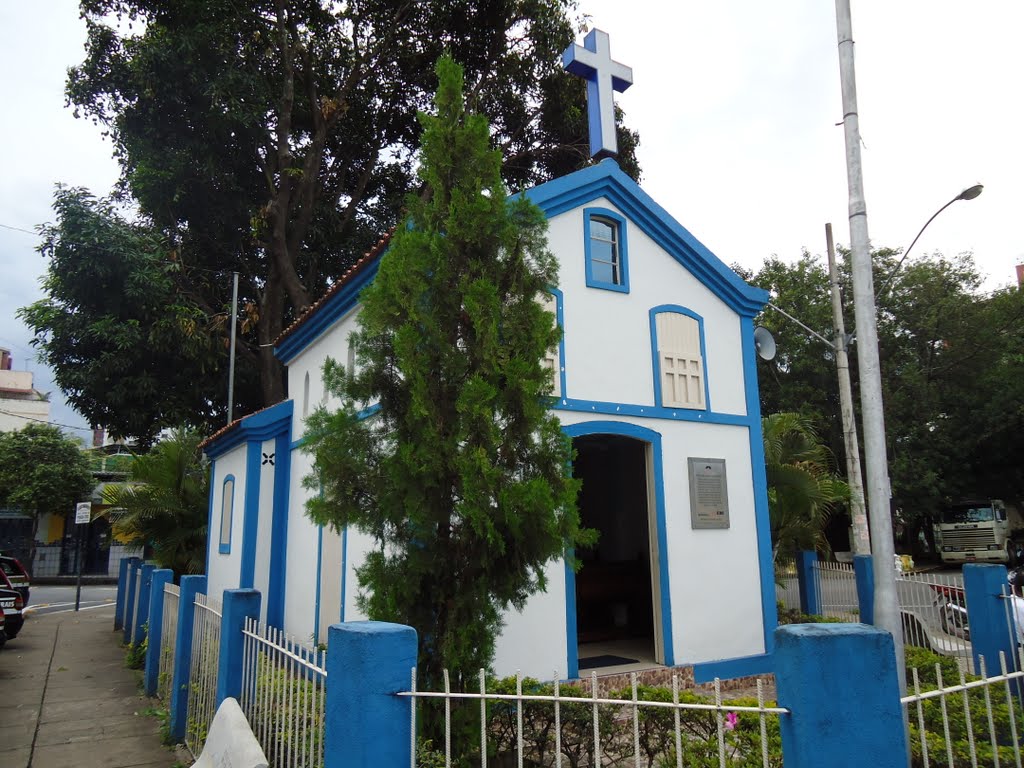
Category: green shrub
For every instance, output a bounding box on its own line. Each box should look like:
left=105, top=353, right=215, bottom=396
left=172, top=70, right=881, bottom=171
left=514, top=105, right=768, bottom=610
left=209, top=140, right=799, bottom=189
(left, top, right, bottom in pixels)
left=125, top=628, right=148, bottom=670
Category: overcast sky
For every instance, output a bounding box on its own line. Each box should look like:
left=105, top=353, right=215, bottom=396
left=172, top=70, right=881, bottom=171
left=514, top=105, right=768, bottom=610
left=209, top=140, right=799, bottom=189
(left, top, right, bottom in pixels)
left=2, top=1, right=1021, bottom=438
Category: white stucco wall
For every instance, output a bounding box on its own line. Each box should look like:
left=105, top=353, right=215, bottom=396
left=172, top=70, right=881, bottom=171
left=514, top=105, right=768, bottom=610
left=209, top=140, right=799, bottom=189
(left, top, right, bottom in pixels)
left=283, top=446, right=320, bottom=642
left=207, top=445, right=246, bottom=598
left=252, top=438, right=277, bottom=622
left=545, top=202, right=748, bottom=417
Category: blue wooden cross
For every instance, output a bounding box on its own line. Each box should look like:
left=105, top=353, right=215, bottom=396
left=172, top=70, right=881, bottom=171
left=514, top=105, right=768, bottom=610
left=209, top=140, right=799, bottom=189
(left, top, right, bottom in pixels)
left=562, top=29, right=633, bottom=159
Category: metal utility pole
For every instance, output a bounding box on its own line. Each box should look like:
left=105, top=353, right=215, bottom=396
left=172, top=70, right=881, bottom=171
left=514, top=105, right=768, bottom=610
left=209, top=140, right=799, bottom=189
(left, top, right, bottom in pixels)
left=825, top=224, right=869, bottom=555
left=227, top=271, right=239, bottom=425
left=834, top=0, right=905, bottom=688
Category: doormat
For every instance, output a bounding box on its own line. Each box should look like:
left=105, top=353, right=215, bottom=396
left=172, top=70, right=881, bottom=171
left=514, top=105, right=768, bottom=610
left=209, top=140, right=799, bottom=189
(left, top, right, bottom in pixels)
left=578, top=655, right=639, bottom=670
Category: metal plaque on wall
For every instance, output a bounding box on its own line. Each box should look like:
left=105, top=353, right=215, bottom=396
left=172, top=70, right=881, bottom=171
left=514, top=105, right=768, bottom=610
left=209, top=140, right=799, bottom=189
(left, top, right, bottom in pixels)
left=688, top=458, right=729, bottom=529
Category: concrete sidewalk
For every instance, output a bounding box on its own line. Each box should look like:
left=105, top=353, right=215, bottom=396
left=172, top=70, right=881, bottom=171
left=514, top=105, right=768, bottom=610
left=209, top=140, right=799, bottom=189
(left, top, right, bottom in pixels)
left=0, top=605, right=178, bottom=768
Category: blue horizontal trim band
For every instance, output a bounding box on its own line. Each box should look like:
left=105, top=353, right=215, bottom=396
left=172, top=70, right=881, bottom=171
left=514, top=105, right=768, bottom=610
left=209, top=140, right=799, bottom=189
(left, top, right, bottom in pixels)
left=692, top=652, right=774, bottom=683
left=552, top=398, right=753, bottom=427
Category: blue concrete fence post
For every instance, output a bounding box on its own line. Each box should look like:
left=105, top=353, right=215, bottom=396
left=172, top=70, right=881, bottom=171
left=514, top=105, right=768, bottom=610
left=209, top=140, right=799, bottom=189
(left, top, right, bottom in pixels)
left=169, top=575, right=207, bottom=743
left=854, top=554, right=875, bottom=625
left=775, top=623, right=907, bottom=767
left=215, top=589, right=262, bottom=708
left=114, top=555, right=139, bottom=631
left=133, top=563, right=156, bottom=647
left=963, top=563, right=1019, bottom=676
left=324, top=622, right=417, bottom=768
left=123, top=559, right=141, bottom=644
left=795, top=550, right=820, bottom=616
left=144, top=569, right=174, bottom=696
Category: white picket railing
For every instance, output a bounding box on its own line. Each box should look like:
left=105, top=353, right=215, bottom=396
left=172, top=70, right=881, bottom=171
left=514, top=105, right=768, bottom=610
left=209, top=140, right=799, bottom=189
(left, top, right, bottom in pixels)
left=811, top=559, right=859, bottom=620
left=897, top=570, right=975, bottom=674
left=400, top=670, right=786, bottom=768
left=185, top=592, right=222, bottom=758
left=903, top=650, right=1024, bottom=767
left=774, top=559, right=800, bottom=614
left=158, top=583, right=180, bottom=703
left=240, top=616, right=327, bottom=768
left=131, top=567, right=144, bottom=641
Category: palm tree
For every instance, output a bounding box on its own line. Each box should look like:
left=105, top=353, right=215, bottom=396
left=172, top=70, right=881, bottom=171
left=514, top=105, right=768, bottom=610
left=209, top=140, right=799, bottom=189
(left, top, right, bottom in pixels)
left=105, top=428, right=209, bottom=575
left=763, top=413, right=849, bottom=564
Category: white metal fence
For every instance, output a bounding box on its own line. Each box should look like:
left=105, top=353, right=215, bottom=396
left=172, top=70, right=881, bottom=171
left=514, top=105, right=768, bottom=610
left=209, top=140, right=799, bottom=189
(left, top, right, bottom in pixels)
left=903, top=650, right=1024, bottom=767
left=240, top=617, right=327, bottom=768
left=775, top=559, right=800, bottom=614
left=399, top=670, right=787, bottom=768
left=159, top=583, right=180, bottom=703
left=897, top=570, right=975, bottom=674
left=811, top=559, right=859, bottom=620
left=186, top=592, right=222, bottom=758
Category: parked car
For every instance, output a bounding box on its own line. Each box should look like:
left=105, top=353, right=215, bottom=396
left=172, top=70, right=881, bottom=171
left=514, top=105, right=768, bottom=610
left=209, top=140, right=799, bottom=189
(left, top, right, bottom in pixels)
left=0, top=604, right=6, bottom=649
left=0, top=587, right=22, bottom=640
left=0, top=555, right=30, bottom=605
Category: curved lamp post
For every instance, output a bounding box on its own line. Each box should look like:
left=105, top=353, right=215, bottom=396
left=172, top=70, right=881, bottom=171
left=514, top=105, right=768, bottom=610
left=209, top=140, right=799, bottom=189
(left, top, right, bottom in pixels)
left=876, top=184, right=984, bottom=300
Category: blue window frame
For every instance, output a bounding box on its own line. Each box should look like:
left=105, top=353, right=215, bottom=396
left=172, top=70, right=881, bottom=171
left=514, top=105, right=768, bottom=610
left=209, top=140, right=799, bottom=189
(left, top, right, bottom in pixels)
left=219, top=475, right=235, bottom=554
left=584, top=208, right=629, bottom=293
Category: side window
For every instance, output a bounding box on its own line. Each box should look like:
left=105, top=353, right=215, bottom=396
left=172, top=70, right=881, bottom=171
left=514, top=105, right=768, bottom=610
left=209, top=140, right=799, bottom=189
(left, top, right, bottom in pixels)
left=303, top=371, right=310, bottom=418
left=539, top=291, right=562, bottom=398
left=219, top=476, right=235, bottom=554
left=584, top=208, right=629, bottom=293
left=654, top=311, right=706, bottom=409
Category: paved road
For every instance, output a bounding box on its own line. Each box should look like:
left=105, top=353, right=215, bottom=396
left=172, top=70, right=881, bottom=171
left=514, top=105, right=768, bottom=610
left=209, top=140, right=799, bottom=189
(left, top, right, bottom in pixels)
left=23, top=585, right=117, bottom=617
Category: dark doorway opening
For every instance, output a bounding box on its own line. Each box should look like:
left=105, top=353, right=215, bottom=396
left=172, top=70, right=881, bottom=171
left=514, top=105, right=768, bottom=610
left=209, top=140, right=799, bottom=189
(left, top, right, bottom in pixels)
left=572, top=433, right=657, bottom=668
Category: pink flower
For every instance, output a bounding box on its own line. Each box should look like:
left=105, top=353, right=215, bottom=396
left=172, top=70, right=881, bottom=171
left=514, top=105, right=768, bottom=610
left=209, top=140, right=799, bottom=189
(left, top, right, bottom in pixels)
left=724, top=712, right=739, bottom=731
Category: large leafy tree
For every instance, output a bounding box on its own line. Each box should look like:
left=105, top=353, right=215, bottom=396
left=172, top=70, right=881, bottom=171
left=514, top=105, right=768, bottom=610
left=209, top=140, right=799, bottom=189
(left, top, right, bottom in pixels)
left=0, top=424, right=95, bottom=570
left=104, top=428, right=209, bottom=575
left=22, top=0, right=639, bottom=439
left=744, top=250, right=1024, bottom=542
left=303, top=57, right=590, bottom=690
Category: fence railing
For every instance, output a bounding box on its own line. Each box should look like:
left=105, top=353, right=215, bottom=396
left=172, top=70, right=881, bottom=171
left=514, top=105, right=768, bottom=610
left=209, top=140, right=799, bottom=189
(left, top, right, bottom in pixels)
left=903, top=650, right=1024, bottom=768
left=131, top=567, right=144, bottom=641
left=185, top=592, right=222, bottom=758
left=897, top=570, right=975, bottom=673
left=775, top=559, right=800, bottom=614
left=159, top=583, right=180, bottom=703
left=811, top=559, right=859, bottom=620
left=240, top=616, right=327, bottom=768
left=399, top=669, right=787, bottom=768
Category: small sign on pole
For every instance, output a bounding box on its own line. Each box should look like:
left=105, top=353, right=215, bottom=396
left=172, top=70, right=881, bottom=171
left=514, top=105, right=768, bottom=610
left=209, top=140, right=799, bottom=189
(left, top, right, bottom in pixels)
left=74, top=502, right=92, bottom=611
left=75, top=502, right=92, bottom=525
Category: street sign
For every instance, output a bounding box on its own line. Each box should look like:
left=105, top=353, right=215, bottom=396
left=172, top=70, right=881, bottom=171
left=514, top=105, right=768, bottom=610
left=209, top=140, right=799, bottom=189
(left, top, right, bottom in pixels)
left=75, top=502, right=92, bottom=525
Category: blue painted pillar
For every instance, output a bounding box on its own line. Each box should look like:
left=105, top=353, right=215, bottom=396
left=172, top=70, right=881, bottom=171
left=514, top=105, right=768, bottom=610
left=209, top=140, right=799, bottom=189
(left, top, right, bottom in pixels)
left=133, top=563, right=156, bottom=647
left=114, top=555, right=139, bottom=631
left=854, top=555, right=875, bottom=625
left=123, top=559, right=141, bottom=644
left=775, top=623, right=907, bottom=767
left=324, top=622, right=417, bottom=768
left=795, top=550, right=820, bottom=616
left=169, top=575, right=207, bottom=743
left=215, top=589, right=262, bottom=707
left=963, top=564, right=1019, bottom=676
left=144, top=569, right=174, bottom=696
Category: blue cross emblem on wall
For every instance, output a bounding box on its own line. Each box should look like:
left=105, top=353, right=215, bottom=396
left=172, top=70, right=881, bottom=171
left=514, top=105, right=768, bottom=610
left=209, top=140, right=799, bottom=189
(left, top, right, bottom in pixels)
left=562, top=29, right=633, bottom=159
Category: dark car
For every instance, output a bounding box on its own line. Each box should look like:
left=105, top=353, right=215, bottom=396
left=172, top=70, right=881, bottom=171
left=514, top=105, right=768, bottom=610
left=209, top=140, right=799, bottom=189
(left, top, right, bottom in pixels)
left=0, top=587, right=22, bottom=639
left=0, top=555, right=30, bottom=605
left=0, top=604, right=6, bottom=649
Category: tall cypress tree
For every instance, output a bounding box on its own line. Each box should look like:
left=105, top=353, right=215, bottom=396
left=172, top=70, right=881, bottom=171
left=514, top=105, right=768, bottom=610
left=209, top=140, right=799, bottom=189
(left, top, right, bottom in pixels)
left=303, top=57, right=590, bottom=689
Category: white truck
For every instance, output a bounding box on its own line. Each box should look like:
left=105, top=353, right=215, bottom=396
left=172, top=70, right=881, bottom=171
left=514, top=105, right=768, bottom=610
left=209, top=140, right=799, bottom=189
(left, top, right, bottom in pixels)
left=933, top=499, right=1024, bottom=565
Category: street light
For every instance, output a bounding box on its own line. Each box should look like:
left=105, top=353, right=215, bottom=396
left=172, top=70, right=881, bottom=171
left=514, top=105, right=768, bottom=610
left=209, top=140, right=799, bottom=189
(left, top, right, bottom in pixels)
left=876, top=184, right=984, bottom=300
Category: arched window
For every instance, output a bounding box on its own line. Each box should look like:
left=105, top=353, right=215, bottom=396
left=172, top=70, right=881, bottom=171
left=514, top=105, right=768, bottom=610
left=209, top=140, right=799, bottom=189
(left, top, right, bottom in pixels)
left=654, top=310, right=706, bottom=409
left=584, top=208, right=629, bottom=292
left=219, top=476, right=235, bottom=554
left=303, top=371, right=310, bottom=418
left=539, top=291, right=562, bottom=398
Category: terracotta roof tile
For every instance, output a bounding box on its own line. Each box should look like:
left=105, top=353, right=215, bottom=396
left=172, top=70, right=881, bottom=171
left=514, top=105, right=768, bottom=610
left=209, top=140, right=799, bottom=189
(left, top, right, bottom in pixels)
left=273, top=229, right=395, bottom=348
left=199, top=401, right=284, bottom=450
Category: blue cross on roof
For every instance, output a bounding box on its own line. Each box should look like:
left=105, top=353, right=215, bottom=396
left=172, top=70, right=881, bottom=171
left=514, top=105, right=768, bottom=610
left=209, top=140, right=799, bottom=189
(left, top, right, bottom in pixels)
left=562, top=29, right=633, bottom=159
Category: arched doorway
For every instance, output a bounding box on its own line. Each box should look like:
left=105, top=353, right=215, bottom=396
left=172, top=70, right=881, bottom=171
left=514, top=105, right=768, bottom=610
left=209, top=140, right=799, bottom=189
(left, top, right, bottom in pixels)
left=566, top=422, right=672, bottom=674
